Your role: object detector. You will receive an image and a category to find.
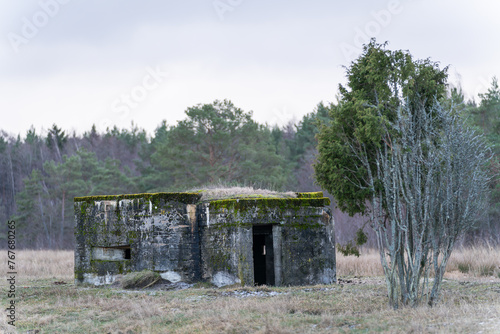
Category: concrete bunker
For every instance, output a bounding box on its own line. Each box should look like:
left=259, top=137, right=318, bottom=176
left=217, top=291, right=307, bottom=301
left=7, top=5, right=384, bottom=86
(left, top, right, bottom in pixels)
left=74, top=190, right=336, bottom=287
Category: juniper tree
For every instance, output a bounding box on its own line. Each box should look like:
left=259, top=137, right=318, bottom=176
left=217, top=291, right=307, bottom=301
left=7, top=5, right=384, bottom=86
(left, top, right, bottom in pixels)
left=315, top=40, right=490, bottom=308
left=368, top=101, right=488, bottom=307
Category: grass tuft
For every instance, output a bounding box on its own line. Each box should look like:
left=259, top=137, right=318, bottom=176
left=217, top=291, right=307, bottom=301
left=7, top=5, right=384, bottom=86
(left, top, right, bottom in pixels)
left=479, top=264, right=496, bottom=276
left=121, top=270, right=161, bottom=289
left=458, top=263, right=470, bottom=273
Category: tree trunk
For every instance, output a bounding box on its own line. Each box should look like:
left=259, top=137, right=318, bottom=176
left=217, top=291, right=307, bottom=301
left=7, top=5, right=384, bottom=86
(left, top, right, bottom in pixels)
left=7, top=151, right=15, bottom=204
left=60, top=190, right=65, bottom=247
left=38, top=193, right=51, bottom=248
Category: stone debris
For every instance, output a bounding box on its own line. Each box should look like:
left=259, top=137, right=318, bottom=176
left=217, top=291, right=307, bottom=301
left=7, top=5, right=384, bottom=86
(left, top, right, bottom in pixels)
left=220, top=290, right=284, bottom=298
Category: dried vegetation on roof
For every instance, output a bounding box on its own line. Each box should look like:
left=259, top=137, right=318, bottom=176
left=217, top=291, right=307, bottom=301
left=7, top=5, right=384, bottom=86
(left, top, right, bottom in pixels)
left=193, top=186, right=297, bottom=202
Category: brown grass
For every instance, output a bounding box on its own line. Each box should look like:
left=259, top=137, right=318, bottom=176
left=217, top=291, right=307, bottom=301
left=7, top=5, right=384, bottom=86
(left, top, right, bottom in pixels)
left=1, top=247, right=499, bottom=333
left=336, top=248, right=385, bottom=276
left=336, top=246, right=500, bottom=280
left=192, top=186, right=297, bottom=201
left=447, top=244, right=500, bottom=279
left=0, top=249, right=74, bottom=281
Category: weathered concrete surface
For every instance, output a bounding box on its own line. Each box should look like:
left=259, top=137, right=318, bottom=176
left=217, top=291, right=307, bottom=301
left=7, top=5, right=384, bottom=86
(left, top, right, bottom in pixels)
left=200, top=200, right=336, bottom=287
left=74, top=192, right=336, bottom=287
left=74, top=193, right=202, bottom=284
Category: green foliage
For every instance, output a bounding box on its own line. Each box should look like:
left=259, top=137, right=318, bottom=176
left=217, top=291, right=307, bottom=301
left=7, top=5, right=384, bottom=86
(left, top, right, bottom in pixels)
left=46, top=123, right=67, bottom=152
left=288, top=102, right=330, bottom=161
left=337, top=228, right=367, bottom=257
left=472, top=77, right=500, bottom=145
left=91, top=158, right=137, bottom=195
left=105, top=123, right=148, bottom=151
left=146, top=100, right=288, bottom=191
left=12, top=169, right=48, bottom=245
left=0, top=137, right=7, bottom=154
left=355, top=228, right=368, bottom=246
left=314, top=39, right=448, bottom=216
left=337, top=241, right=360, bottom=257
left=25, top=126, right=39, bottom=145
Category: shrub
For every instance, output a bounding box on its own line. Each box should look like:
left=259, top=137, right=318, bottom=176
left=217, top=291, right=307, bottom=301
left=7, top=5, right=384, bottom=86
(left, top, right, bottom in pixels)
left=479, top=264, right=496, bottom=277
left=457, top=263, right=470, bottom=274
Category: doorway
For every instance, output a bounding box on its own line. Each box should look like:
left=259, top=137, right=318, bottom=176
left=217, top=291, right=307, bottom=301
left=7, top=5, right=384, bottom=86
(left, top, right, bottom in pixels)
left=252, top=225, right=275, bottom=285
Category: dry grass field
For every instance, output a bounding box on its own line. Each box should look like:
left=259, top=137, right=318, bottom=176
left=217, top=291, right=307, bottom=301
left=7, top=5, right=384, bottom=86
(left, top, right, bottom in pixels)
left=1, top=247, right=499, bottom=333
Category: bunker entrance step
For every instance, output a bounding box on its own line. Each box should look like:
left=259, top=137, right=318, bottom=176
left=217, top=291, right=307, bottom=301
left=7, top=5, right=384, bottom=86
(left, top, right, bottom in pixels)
left=253, top=225, right=275, bottom=286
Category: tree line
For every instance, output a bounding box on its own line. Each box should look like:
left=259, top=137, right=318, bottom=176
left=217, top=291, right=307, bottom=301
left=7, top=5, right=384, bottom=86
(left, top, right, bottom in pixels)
left=1, top=81, right=500, bottom=249
left=0, top=100, right=329, bottom=249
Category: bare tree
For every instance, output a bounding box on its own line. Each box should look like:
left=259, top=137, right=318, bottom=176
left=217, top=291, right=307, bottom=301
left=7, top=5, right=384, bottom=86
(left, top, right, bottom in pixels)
left=350, top=100, right=490, bottom=308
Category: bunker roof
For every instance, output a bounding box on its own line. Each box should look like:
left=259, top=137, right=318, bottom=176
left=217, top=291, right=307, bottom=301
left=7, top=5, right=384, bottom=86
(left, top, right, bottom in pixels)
left=73, top=188, right=330, bottom=207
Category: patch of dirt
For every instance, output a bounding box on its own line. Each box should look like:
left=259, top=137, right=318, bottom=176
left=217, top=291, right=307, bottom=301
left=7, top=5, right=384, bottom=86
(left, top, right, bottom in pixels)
left=53, top=281, right=67, bottom=285
left=337, top=276, right=385, bottom=286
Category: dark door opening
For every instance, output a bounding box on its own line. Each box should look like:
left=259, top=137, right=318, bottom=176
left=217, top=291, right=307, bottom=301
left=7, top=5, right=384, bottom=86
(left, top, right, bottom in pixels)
left=253, top=225, right=275, bottom=286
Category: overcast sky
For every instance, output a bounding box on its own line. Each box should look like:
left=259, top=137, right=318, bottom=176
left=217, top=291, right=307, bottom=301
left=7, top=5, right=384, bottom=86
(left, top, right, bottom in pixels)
left=1, top=0, right=500, bottom=138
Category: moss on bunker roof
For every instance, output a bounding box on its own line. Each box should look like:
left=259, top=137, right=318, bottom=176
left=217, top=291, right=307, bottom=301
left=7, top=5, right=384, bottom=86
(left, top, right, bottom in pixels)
left=73, top=192, right=202, bottom=204
left=73, top=187, right=327, bottom=205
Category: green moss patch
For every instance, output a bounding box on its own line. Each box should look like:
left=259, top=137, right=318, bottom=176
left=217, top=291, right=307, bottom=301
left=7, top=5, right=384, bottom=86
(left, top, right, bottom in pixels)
left=209, top=197, right=330, bottom=212
left=295, top=192, right=324, bottom=199
left=74, top=191, right=328, bottom=207
left=74, top=192, right=202, bottom=204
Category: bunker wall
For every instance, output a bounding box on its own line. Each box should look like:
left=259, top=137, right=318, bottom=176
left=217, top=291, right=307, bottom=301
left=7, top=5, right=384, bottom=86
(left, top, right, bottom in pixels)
left=74, top=193, right=201, bottom=285
left=199, top=198, right=336, bottom=287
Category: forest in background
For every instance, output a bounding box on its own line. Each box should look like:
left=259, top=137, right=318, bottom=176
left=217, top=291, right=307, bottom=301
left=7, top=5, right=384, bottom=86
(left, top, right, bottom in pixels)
left=2, top=81, right=500, bottom=249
